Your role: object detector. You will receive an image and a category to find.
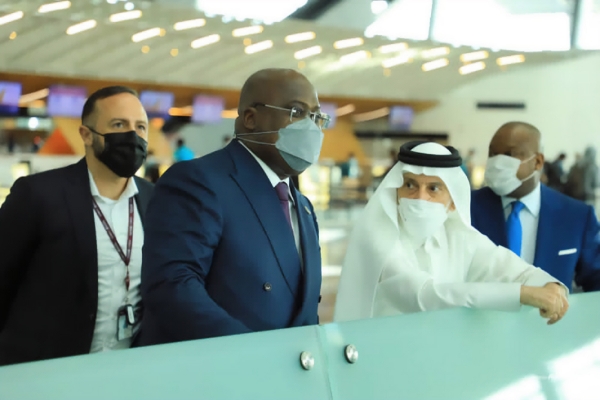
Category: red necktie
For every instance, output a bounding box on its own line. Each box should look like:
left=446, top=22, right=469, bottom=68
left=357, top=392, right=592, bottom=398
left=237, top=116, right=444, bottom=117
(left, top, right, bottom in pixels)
left=275, top=182, right=292, bottom=228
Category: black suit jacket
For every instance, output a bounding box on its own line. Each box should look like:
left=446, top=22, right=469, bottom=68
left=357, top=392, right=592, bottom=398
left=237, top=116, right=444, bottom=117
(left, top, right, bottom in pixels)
left=0, top=158, right=153, bottom=366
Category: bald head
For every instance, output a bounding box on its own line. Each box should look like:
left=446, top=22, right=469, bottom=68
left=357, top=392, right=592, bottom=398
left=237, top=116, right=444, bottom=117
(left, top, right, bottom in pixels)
left=488, top=121, right=545, bottom=198
left=491, top=122, right=541, bottom=154
left=234, top=68, right=321, bottom=178
left=237, top=68, right=316, bottom=116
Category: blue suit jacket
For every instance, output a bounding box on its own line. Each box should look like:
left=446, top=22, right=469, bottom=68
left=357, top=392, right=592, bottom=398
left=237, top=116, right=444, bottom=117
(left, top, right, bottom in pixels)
left=471, top=186, right=600, bottom=292
left=139, top=140, right=322, bottom=345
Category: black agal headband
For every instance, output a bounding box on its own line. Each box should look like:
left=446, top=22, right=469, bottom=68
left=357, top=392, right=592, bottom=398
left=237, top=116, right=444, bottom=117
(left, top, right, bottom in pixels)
left=397, top=141, right=463, bottom=168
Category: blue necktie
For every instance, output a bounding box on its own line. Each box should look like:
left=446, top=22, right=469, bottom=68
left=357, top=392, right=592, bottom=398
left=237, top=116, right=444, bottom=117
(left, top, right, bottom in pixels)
left=506, top=201, right=525, bottom=256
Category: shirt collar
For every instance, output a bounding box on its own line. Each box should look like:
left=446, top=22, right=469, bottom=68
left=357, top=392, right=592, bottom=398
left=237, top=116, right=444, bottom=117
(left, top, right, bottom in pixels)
left=239, top=141, right=293, bottom=201
left=501, top=183, right=541, bottom=217
left=88, top=169, right=139, bottom=202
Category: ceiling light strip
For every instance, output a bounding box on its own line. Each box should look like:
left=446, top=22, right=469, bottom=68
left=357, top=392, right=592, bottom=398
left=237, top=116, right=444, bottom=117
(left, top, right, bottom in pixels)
left=38, top=1, right=71, bottom=13
left=497, top=54, right=525, bottom=66
left=334, top=37, right=364, bottom=49
left=382, top=54, right=411, bottom=68
left=460, top=50, right=489, bottom=63
left=0, top=11, right=24, bottom=26
left=421, top=46, right=450, bottom=59
left=285, top=31, right=316, bottom=43
left=422, top=58, right=449, bottom=71
left=294, top=46, right=322, bottom=60
left=66, top=19, right=97, bottom=35
left=110, top=10, right=142, bottom=23
left=174, top=18, right=206, bottom=30
left=232, top=26, right=263, bottom=37
left=245, top=40, right=273, bottom=54
left=132, top=28, right=163, bottom=42
left=459, top=61, right=486, bottom=75
left=191, top=34, right=220, bottom=48
left=340, top=50, right=370, bottom=64
left=379, top=42, right=408, bottom=53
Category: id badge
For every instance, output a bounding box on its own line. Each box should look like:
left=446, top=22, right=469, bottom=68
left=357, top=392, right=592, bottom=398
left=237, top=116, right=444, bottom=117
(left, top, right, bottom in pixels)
left=116, top=305, right=134, bottom=341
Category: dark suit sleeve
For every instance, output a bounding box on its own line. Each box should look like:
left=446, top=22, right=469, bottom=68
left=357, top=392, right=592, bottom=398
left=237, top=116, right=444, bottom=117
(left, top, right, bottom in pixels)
left=0, top=178, right=39, bottom=329
left=141, top=162, right=251, bottom=342
left=575, top=205, right=600, bottom=292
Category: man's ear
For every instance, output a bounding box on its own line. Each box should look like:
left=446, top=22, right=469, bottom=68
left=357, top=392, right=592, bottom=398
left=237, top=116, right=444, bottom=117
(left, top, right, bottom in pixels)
left=79, top=125, right=93, bottom=147
left=243, top=107, right=257, bottom=130
left=535, top=153, right=545, bottom=171
left=449, top=201, right=456, bottom=211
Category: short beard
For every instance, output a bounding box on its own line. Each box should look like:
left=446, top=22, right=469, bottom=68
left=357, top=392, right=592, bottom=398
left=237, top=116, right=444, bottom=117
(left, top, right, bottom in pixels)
left=91, top=134, right=104, bottom=159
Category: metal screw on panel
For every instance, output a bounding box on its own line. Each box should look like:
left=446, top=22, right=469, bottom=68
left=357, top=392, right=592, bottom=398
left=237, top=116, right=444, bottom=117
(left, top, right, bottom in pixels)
left=344, top=344, right=358, bottom=364
left=299, top=351, right=314, bottom=370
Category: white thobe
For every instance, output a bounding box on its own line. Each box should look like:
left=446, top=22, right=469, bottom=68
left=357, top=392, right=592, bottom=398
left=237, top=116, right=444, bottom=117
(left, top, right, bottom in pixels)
left=373, top=221, right=561, bottom=318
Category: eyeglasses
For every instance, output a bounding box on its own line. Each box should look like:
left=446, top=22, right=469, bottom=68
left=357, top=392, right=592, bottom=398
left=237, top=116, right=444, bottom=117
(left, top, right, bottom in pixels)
left=252, top=102, right=331, bottom=129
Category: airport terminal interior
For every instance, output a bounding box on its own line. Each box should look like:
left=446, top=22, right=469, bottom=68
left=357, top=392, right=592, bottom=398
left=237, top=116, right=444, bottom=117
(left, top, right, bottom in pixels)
left=1, top=0, right=600, bottom=399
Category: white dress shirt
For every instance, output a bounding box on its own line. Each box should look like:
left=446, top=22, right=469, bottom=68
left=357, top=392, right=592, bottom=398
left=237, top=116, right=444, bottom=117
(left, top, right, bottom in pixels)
left=502, top=184, right=541, bottom=265
left=88, top=171, right=143, bottom=353
left=239, top=143, right=302, bottom=258
left=372, top=220, right=560, bottom=318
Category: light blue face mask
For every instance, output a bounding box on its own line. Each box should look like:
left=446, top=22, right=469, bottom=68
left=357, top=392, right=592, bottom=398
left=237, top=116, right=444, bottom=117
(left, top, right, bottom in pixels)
left=236, top=117, right=324, bottom=172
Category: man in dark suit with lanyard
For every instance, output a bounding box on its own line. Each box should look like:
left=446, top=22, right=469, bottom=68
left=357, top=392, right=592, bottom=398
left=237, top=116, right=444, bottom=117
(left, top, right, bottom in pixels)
left=0, top=86, right=153, bottom=366
left=140, top=69, right=325, bottom=344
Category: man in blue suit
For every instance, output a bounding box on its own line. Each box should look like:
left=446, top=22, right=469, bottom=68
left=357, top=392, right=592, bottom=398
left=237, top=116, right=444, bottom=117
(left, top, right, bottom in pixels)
left=139, top=69, right=327, bottom=345
left=471, top=122, right=600, bottom=292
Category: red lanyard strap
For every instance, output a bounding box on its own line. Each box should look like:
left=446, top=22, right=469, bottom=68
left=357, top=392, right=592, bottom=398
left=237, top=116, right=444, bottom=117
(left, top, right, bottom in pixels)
left=92, top=197, right=134, bottom=291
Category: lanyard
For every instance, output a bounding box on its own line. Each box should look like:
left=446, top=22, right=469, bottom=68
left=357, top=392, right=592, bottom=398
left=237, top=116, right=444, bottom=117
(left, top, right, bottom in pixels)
left=92, top=197, right=134, bottom=291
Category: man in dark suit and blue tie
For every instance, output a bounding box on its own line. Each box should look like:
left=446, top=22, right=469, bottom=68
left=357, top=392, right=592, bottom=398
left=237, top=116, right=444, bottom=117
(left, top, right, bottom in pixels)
left=471, top=122, right=600, bottom=292
left=139, top=69, right=327, bottom=345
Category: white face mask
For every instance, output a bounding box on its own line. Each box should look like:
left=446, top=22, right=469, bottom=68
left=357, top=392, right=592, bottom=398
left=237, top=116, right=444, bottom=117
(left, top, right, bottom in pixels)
left=397, top=198, right=449, bottom=241
left=485, top=154, right=537, bottom=196
left=236, top=117, right=324, bottom=172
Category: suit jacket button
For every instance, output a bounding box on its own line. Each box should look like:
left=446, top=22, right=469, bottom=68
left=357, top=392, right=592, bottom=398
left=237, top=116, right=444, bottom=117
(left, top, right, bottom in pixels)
left=263, top=283, right=272, bottom=292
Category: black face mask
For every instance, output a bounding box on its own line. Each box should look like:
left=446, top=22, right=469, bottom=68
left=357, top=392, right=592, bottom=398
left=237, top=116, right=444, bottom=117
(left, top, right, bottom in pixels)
left=89, top=128, right=148, bottom=178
